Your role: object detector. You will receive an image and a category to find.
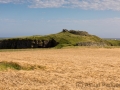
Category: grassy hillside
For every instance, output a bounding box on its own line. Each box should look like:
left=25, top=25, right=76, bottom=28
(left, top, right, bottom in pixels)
left=20, top=31, right=109, bottom=48
left=106, top=40, right=120, bottom=46
left=1, top=30, right=113, bottom=48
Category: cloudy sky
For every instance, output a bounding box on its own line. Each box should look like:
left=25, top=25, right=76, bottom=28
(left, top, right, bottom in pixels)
left=0, top=0, right=120, bottom=38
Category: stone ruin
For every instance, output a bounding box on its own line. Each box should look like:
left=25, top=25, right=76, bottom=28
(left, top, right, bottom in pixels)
left=62, top=29, right=90, bottom=36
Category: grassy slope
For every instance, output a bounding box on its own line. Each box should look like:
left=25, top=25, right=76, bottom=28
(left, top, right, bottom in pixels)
left=3, top=31, right=110, bottom=48
left=51, top=32, right=108, bottom=47
left=106, top=40, right=120, bottom=46
left=24, top=32, right=109, bottom=48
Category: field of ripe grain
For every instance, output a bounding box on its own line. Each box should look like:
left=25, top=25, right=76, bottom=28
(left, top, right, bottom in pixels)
left=0, top=47, right=120, bottom=90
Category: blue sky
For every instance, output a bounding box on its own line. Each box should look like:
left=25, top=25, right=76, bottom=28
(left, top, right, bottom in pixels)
left=0, top=0, right=120, bottom=38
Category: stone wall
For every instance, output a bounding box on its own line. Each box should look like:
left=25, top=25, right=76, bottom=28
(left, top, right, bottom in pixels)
left=0, top=38, right=58, bottom=49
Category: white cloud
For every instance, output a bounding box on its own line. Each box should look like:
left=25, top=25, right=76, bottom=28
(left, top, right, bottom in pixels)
left=29, top=0, right=68, bottom=8
left=28, top=0, right=120, bottom=11
left=1, top=0, right=120, bottom=11
left=0, top=0, right=27, bottom=4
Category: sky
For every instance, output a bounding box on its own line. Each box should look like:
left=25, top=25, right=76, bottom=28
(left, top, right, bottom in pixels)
left=0, top=0, right=120, bottom=38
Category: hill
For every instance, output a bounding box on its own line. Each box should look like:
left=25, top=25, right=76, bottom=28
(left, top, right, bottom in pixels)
left=0, top=29, right=117, bottom=49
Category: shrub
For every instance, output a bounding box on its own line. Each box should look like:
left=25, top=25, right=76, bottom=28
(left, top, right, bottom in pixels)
left=0, top=61, right=45, bottom=71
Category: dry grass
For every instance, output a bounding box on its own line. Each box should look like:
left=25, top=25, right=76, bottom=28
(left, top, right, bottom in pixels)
left=0, top=47, right=120, bottom=90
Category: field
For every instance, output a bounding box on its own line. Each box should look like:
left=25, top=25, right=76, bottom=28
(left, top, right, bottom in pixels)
left=0, top=47, right=120, bottom=90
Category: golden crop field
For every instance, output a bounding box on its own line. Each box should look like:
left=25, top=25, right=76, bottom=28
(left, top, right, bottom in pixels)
left=0, top=47, right=120, bottom=90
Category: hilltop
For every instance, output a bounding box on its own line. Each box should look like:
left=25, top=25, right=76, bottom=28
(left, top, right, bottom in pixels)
left=0, top=29, right=118, bottom=49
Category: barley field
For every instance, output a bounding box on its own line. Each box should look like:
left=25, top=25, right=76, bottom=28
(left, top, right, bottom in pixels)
left=0, top=47, right=120, bottom=90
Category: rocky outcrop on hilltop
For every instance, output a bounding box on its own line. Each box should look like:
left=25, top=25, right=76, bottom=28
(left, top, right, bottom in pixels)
left=62, top=29, right=90, bottom=36
left=0, top=38, right=58, bottom=49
